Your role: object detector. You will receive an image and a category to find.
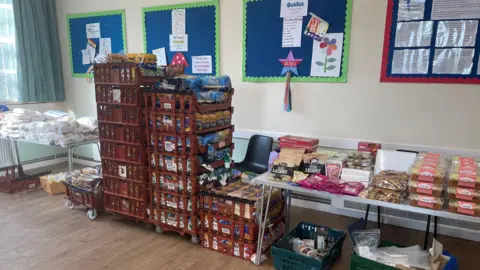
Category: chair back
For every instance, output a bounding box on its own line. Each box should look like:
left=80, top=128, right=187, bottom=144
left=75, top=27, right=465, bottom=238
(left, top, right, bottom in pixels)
left=243, top=135, right=273, bottom=174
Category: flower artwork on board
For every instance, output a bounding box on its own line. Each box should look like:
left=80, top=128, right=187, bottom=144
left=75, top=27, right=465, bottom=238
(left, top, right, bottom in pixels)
left=310, top=33, right=344, bottom=77
left=316, top=37, right=338, bottom=73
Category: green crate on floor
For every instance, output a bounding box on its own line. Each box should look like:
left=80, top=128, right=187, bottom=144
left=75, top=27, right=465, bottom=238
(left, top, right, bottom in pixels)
left=350, top=241, right=401, bottom=270
left=272, top=222, right=346, bottom=270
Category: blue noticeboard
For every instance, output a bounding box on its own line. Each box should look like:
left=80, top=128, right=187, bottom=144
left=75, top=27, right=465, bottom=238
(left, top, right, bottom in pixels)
left=143, top=1, right=219, bottom=76
left=67, top=10, right=127, bottom=78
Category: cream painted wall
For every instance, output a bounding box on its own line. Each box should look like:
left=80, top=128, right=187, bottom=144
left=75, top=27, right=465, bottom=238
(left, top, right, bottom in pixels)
left=56, top=0, right=480, bottom=152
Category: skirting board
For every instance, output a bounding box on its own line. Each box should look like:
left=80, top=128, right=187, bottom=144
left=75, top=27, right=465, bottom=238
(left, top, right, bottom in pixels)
left=234, top=129, right=480, bottom=241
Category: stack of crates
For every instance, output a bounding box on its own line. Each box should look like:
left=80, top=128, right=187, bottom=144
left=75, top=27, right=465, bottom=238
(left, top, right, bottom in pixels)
left=94, top=63, right=159, bottom=221
left=199, top=182, right=286, bottom=261
left=143, top=80, right=235, bottom=243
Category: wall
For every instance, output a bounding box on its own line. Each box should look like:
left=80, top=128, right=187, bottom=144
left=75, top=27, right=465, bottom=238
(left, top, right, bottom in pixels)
left=56, top=0, right=480, bottom=154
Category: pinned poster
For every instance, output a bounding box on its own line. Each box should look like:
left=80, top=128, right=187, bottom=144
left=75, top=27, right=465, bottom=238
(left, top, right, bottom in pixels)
left=280, top=0, right=309, bottom=17
left=169, top=34, right=188, bottom=52
left=87, top=45, right=96, bottom=63
left=99, top=38, right=112, bottom=54
left=86, top=23, right=101, bottom=39
left=310, top=33, right=344, bottom=77
left=397, top=0, right=426, bottom=21
left=152, top=47, right=167, bottom=66
left=192, top=55, right=212, bottom=74
left=81, top=50, right=90, bottom=65
left=282, top=17, right=303, bottom=47
left=172, top=9, right=186, bottom=35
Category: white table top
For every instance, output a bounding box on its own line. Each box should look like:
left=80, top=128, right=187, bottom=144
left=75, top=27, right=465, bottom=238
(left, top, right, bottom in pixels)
left=3, top=138, right=99, bottom=148
left=247, top=173, right=480, bottom=224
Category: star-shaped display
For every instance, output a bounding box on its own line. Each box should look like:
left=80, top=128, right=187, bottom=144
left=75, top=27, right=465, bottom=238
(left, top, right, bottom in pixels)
left=278, top=50, right=303, bottom=76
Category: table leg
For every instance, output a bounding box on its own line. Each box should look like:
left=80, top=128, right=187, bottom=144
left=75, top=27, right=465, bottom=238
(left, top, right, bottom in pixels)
left=424, top=215, right=431, bottom=250
left=285, top=190, right=292, bottom=233
left=434, top=216, right=438, bottom=239
left=364, top=204, right=371, bottom=228
left=12, top=140, right=24, bottom=176
left=377, top=206, right=381, bottom=228
left=255, top=185, right=266, bottom=265
left=68, top=146, right=73, bottom=173
left=254, top=185, right=273, bottom=265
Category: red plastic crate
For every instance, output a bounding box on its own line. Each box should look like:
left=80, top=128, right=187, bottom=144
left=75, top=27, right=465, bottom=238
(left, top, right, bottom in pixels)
left=148, top=151, right=231, bottom=175
left=200, top=231, right=256, bottom=261
left=95, top=85, right=143, bottom=106
left=104, top=176, right=147, bottom=202
left=143, top=89, right=235, bottom=114
left=150, top=189, right=199, bottom=213
left=101, top=159, right=147, bottom=183
left=146, top=204, right=162, bottom=224
left=159, top=208, right=200, bottom=236
left=100, top=142, right=145, bottom=164
left=201, top=211, right=258, bottom=241
left=148, top=170, right=199, bottom=194
left=98, top=104, right=142, bottom=125
left=104, top=193, right=146, bottom=220
left=94, top=63, right=138, bottom=85
left=99, top=123, right=144, bottom=145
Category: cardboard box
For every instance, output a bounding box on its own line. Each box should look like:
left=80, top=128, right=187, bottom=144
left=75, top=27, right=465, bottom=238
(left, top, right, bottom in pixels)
left=40, top=176, right=66, bottom=195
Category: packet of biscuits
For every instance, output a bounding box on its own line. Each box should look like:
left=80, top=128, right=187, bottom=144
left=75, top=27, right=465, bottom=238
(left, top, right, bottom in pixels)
left=302, top=153, right=328, bottom=174
left=279, top=148, right=305, bottom=167
left=269, top=157, right=296, bottom=182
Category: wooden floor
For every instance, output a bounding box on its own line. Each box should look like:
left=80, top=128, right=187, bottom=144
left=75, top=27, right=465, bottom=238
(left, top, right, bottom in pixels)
left=0, top=187, right=479, bottom=269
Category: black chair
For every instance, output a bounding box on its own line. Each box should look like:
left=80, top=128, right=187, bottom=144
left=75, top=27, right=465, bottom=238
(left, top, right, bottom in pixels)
left=234, top=135, right=273, bottom=174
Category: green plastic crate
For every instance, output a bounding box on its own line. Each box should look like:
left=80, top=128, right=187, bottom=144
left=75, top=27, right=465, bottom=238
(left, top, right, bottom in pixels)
left=350, top=241, right=401, bottom=270
left=272, top=222, right=346, bottom=270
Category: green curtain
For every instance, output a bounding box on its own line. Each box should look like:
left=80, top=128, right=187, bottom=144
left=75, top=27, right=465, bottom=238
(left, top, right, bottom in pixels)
left=12, top=0, right=65, bottom=103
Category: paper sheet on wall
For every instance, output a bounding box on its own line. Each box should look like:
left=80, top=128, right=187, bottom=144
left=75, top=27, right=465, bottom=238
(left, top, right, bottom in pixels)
left=280, top=0, right=308, bottom=17
left=310, top=33, right=344, bottom=77
left=169, top=34, right=188, bottom=52
left=86, top=23, right=101, bottom=39
left=397, top=0, right=426, bottom=21
left=282, top=17, right=303, bottom=47
left=172, top=9, right=186, bottom=35
left=81, top=50, right=90, bottom=65
left=436, top=20, right=478, bottom=47
left=87, top=45, right=96, bottom=63
left=432, top=48, right=475, bottom=74
left=192, top=55, right=212, bottom=74
left=395, top=21, right=433, bottom=47
left=392, top=49, right=430, bottom=74
left=152, top=47, right=167, bottom=66
left=431, top=0, right=480, bottom=20
left=99, top=38, right=112, bottom=54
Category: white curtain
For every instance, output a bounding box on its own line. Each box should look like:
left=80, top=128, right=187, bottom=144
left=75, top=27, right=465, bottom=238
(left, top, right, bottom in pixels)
left=0, top=0, right=18, bottom=102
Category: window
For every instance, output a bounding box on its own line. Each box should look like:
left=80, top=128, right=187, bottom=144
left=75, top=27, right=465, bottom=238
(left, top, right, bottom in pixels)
left=0, top=0, right=18, bottom=102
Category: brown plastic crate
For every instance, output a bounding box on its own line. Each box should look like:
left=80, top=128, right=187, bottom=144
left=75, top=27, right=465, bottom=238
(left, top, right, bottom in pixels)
left=100, top=142, right=145, bottom=164
left=146, top=132, right=197, bottom=155
left=145, top=108, right=233, bottom=135
left=98, top=104, right=142, bottom=125
left=95, top=85, right=143, bottom=106
left=143, top=89, right=235, bottom=114
left=101, top=159, right=147, bottom=183
left=104, top=176, right=147, bottom=202
left=94, top=63, right=138, bottom=85
left=200, top=231, right=256, bottom=261
left=99, top=123, right=144, bottom=145
left=148, top=170, right=198, bottom=194
left=200, top=212, right=258, bottom=242
left=104, top=193, right=146, bottom=220
left=148, top=150, right=231, bottom=175
left=146, top=204, right=162, bottom=224
left=150, top=189, right=199, bottom=213
left=159, top=208, right=200, bottom=236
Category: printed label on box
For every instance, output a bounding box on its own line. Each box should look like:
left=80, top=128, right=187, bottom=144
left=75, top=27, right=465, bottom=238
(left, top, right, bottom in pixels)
left=417, top=182, right=433, bottom=195
left=164, top=103, right=172, bottom=109
left=222, top=228, right=231, bottom=235
left=165, top=141, right=175, bottom=152
left=456, top=188, right=475, bottom=201
left=418, top=195, right=434, bottom=208
left=458, top=201, right=476, bottom=215
left=118, top=165, right=127, bottom=178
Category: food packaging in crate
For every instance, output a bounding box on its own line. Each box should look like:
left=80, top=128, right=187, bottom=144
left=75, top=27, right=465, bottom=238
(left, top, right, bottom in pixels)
left=95, top=85, right=142, bottom=106
left=150, top=189, right=199, bottom=213
left=104, top=176, right=147, bottom=202
left=159, top=208, right=201, bottom=235
left=104, top=194, right=146, bottom=219
left=100, top=123, right=143, bottom=144
left=201, top=211, right=258, bottom=241
left=149, top=170, right=198, bottom=194
left=102, top=159, right=147, bottom=183
left=93, top=63, right=138, bottom=84
left=65, top=172, right=103, bottom=193
left=97, top=104, right=142, bottom=125
left=147, top=132, right=196, bottom=155
left=100, top=142, right=145, bottom=164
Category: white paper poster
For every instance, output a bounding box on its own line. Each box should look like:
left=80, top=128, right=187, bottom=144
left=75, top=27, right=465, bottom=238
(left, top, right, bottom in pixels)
left=192, top=55, right=212, bottom=74
left=172, top=9, right=186, bottom=35
left=436, top=20, right=479, bottom=47
left=282, top=17, right=303, bottom=47
left=87, top=45, right=96, bottom=63
left=99, top=38, right=112, bottom=54
left=152, top=47, right=167, bottom=66
left=169, top=34, right=188, bottom=52
left=392, top=49, right=430, bottom=74
left=86, top=23, right=101, bottom=39
left=432, top=0, right=480, bottom=20
left=81, top=50, right=90, bottom=65
left=280, top=0, right=308, bottom=18
left=397, top=0, right=426, bottom=21
left=310, top=33, right=344, bottom=77
left=432, top=48, right=475, bottom=74
left=395, top=21, right=433, bottom=47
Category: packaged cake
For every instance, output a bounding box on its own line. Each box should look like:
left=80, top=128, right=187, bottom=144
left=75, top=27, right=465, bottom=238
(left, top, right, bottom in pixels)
left=447, top=187, right=480, bottom=203
left=370, top=171, right=409, bottom=192
left=409, top=194, right=444, bottom=210
left=448, top=200, right=480, bottom=216
left=408, top=181, right=444, bottom=197
left=359, top=187, right=404, bottom=204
